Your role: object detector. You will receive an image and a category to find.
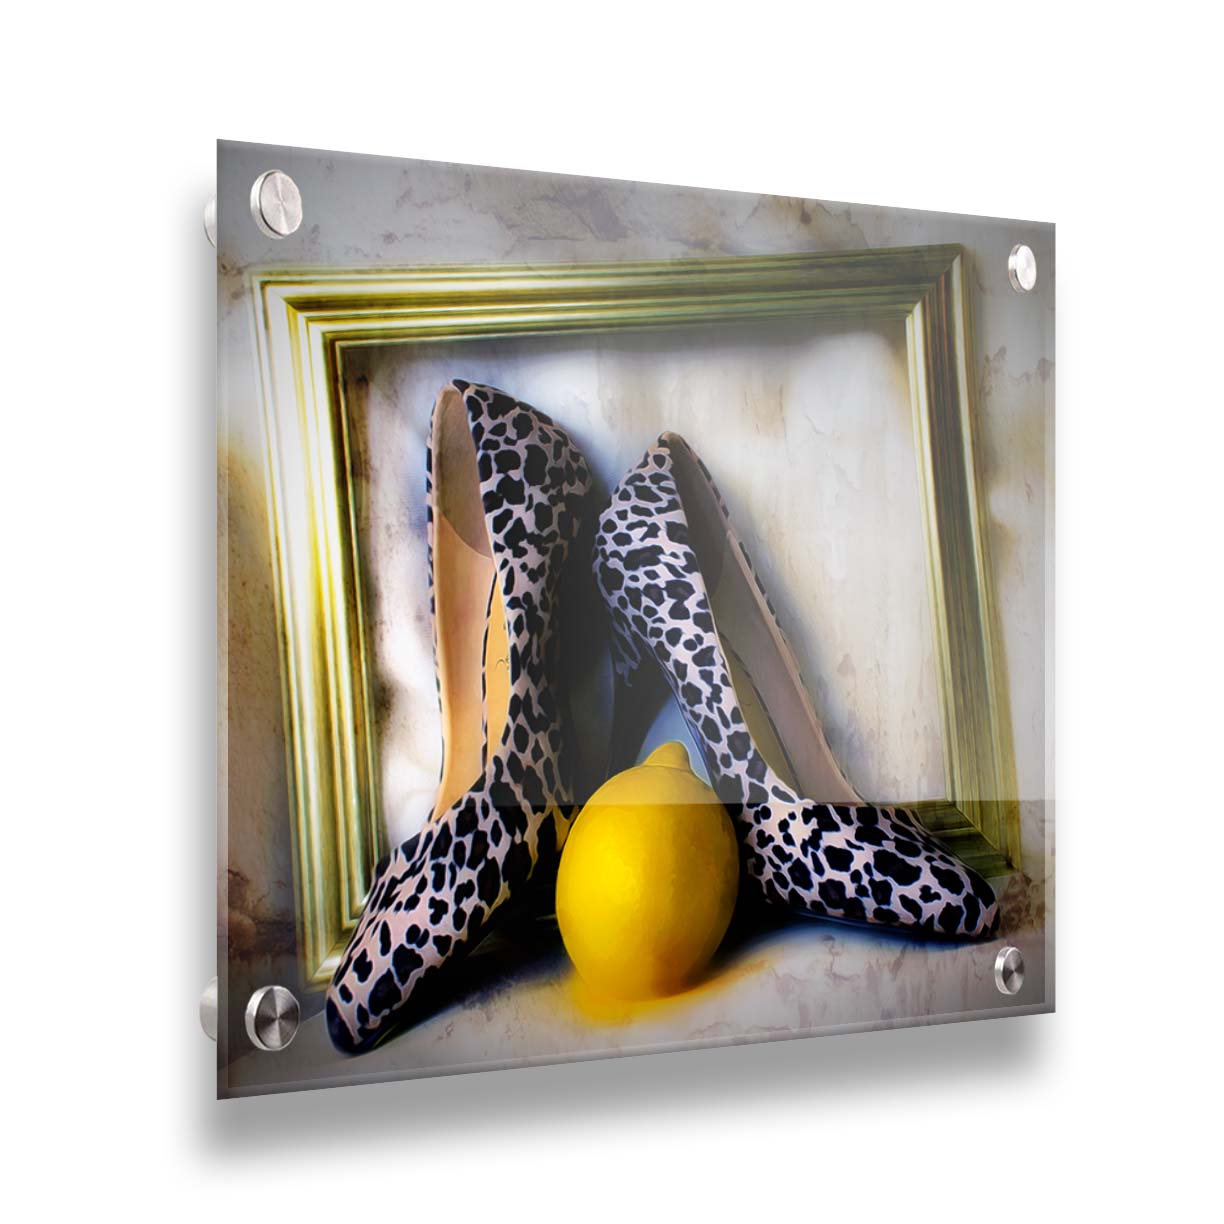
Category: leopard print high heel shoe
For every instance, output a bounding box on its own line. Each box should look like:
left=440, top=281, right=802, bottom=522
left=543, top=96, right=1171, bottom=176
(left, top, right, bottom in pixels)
left=326, top=381, right=592, bottom=1053
left=593, top=433, right=999, bottom=941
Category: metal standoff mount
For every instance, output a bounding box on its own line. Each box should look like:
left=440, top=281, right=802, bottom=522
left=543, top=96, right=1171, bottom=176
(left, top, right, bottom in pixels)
left=1008, top=243, right=1037, bottom=292
left=199, top=978, right=301, bottom=1051
left=994, top=946, right=1025, bottom=996
left=250, top=170, right=303, bottom=239
left=244, top=984, right=301, bottom=1051
left=203, top=194, right=216, bottom=247
left=199, top=976, right=218, bottom=1040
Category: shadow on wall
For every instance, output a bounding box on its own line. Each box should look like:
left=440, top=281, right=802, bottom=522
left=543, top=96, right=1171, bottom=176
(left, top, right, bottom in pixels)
left=193, top=1010, right=1047, bottom=1152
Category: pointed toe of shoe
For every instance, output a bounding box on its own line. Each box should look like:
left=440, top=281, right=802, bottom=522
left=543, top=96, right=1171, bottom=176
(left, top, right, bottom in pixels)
left=325, top=993, right=365, bottom=1055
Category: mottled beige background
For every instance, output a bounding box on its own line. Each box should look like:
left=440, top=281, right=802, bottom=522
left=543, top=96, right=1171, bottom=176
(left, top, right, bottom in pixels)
left=218, top=142, right=1053, bottom=1092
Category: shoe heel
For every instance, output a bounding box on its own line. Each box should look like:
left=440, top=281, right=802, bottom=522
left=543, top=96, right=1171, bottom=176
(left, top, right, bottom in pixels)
left=607, top=617, right=670, bottom=775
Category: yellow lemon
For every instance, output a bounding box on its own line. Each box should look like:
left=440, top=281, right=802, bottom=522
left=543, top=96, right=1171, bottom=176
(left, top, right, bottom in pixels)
left=556, top=741, right=740, bottom=999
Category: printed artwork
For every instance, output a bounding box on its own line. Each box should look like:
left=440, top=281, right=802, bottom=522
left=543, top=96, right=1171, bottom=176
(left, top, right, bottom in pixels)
left=217, top=141, right=1053, bottom=1096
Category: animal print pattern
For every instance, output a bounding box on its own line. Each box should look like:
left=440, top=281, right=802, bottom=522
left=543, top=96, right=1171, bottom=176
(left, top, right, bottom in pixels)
left=326, top=381, right=592, bottom=1053
left=593, top=433, right=999, bottom=940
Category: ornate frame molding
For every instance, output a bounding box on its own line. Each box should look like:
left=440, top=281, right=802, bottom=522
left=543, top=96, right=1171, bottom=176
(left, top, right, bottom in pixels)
left=250, top=245, right=1020, bottom=989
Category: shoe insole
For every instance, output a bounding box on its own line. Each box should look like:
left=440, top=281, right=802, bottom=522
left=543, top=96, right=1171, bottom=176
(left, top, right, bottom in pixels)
left=430, top=388, right=512, bottom=821
left=722, top=638, right=803, bottom=795
left=669, top=443, right=860, bottom=804
left=707, top=538, right=858, bottom=802
left=708, top=535, right=860, bottom=803
left=482, top=570, right=511, bottom=769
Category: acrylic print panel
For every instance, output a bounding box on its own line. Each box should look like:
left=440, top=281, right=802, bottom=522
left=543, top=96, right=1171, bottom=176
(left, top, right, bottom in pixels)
left=217, top=141, right=1053, bottom=1096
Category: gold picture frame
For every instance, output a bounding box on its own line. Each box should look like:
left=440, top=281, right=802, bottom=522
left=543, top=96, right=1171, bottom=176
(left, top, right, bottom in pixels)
left=250, top=244, right=1021, bottom=990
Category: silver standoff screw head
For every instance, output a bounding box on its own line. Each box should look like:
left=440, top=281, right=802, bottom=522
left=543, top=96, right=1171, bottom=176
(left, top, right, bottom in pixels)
left=199, top=976, right=218, bottom=1040
left=203, top=194, right=217, bottom=247
left=244, top=984, right=301, bottom=1051
left=250, top=170, right=303, bottom=239
left=1008, top=243, right=1037, bottom=293
left=994, top=945, right=1025, bottom=996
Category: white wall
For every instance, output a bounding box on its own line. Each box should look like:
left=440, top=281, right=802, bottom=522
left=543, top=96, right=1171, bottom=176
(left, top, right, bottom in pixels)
left=3, top=2, right=1217, bottom=1219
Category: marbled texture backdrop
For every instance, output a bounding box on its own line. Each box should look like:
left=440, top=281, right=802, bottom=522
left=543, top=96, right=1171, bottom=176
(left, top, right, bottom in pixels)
left=218, top=142, right=1052, bottom=1094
